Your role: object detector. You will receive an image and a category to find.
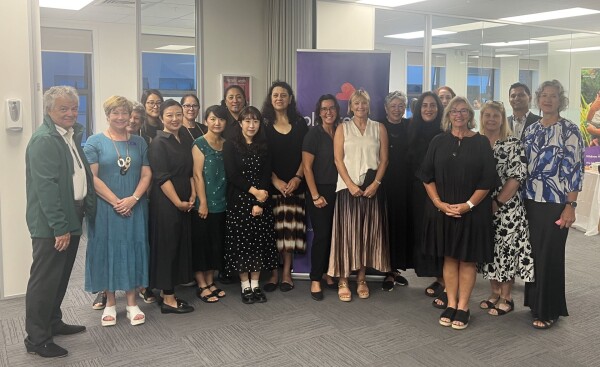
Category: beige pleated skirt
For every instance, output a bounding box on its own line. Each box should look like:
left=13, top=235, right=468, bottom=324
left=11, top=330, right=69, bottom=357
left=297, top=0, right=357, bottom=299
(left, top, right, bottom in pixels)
left=327, top=189, right=390, bottom=278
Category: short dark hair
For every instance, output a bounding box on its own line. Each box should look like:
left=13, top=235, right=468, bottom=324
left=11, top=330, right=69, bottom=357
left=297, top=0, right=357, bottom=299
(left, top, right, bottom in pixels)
left=232, top=106, right=268, bottom=155
left=314, top=94, right=341, bottom=126
left=159, top=99, right=182, bottom=118
left=180, top=93, right=199, bottom=106
left=221, top=85, right=247, bottom=108
left=509, top=82, right=531, bottom=97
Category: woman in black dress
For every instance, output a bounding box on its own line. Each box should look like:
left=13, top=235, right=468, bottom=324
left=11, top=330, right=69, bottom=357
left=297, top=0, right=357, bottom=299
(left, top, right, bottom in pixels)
left=262, top=81, right=308, bottom=292
left=148, top=99, right=195, bottom=314
left=418, top=96, right=498, bottom=330
left=381, top=91, right=410, bottom=291
left=221, top=85, right=248, bottom=141
left=406, top=92, right=444, bottom=300
left=223, top=106, right=278, bottom=304
left=302, top=94, right=340, bottom=300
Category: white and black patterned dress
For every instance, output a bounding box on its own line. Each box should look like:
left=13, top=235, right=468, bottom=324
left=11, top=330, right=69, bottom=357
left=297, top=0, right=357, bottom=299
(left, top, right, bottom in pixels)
left=479, top=137, right=534, bottom=282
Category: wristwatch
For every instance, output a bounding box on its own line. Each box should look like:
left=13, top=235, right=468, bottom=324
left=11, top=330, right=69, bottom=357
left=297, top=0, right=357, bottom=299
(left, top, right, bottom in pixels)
left=566, top=201, right=578, bottom=208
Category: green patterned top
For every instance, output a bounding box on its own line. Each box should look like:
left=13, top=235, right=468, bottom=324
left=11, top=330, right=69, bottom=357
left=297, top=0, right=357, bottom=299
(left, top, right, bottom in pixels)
left=193, top=136, right=226, bottom=213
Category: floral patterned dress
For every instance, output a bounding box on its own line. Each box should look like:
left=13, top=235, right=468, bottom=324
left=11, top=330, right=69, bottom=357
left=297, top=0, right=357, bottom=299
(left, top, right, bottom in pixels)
left=479, top=137, right=534, bottom=282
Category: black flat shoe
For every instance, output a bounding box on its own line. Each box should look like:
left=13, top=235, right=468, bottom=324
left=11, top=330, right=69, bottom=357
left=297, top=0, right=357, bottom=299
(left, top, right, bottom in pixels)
left=311, top=290, right=324, bottom=301
left=156, top=295, right=189, bottom=306
left=393, top=273, right=409, bottom=286
left=252, top=287, right=267, bottom=303
left=382, top=273, right=395, bottom=291
left=263, top=282, right=278, bottom=292
left=161, top=300, right=194, bottom=314
left=280, top=282, right=294, bottom=292
left=52, top=323, right=86, bottom=336
left=25, top=339, right=68, bottom=358
left=241, top=287, right=255, bottom=304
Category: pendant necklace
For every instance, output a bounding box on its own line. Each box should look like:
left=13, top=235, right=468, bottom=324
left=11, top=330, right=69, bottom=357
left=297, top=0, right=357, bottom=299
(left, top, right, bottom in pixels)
left=108, top=129, right=131, bottom=175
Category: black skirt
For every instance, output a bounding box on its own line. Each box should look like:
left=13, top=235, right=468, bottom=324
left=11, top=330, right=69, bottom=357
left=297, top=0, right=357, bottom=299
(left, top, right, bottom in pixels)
left=191, top=211, right=225, bottom=272
left=524, top=200, right=570, bottom=320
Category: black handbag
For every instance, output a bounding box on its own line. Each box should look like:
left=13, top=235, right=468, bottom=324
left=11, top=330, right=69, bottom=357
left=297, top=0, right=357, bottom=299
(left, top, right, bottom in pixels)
left=359, top=169, right=377, bottom=191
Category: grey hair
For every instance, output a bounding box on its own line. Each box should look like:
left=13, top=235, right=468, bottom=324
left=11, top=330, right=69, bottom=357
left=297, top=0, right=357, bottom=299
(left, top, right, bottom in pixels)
left=132, top=101, right=146, bottom=121
left=44, top=86, right=79, bottom=114
left=384, top=91, right=407, bottom=106
left=535, top=79, right=569, bottom=112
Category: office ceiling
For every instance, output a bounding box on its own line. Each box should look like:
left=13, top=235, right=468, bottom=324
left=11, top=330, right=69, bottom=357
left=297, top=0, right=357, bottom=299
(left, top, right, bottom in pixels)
left=40, top=0, right=600, bottom=54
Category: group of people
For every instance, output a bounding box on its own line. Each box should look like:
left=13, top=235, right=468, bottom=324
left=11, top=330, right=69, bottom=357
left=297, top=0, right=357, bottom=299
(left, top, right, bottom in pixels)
left=23, top=78, right=583, bottom=358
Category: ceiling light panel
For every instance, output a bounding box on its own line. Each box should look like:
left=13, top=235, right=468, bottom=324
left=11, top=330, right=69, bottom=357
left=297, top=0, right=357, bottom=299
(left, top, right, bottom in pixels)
left=39, top=0, right=94, bottom=10
left=357, top=0, right=427, bottom=7
left=482, top=40, right=547, bottom=47
left=155, top=45, right=195, bottom=51
left=385, top=30, right=455, bottom=39
left=438, top=21, right=507, bottom=33
left=500, top=7, right=600, bottom=24
left=556, top=46, right=600, bottom=53
left=431, top=43, right=469, bottom=49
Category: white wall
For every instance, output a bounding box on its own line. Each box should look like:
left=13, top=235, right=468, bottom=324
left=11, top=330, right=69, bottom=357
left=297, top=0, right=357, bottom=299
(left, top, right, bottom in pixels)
left=375, top=43, right=407, bottom=93
left=317, top=1, right=374, bottom=50
left=201, top=0, right=267, bottom=108
left=0, top=0, right=40, bottom=297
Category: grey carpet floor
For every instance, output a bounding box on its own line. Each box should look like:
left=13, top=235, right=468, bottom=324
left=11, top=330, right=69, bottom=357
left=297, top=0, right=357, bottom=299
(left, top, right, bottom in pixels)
left=0, top=229, right=598, bottom=367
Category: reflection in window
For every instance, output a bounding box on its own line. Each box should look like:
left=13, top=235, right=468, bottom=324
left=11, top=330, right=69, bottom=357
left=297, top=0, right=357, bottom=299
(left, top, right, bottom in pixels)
left=467, top=67, right=500, bottom=107
left=41, top=51, right=93, bottom=143
left=406, top=52, right=446, bottom=117
left=142, top=52, right=196, bottom=100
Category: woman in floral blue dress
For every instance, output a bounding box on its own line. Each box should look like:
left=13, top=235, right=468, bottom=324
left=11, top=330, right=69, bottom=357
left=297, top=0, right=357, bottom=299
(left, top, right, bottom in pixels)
left=522, top=80, right=584, bottom=329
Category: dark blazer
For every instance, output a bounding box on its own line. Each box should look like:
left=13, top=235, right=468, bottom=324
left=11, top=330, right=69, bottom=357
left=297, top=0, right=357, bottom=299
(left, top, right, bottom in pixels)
left=508, top=111, right=540, bottom=139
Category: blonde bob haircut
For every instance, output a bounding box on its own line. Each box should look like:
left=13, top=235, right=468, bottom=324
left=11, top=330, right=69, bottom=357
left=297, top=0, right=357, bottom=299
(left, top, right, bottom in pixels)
left=441, top=96, right=476, bottom=131
left=347, top=89, right=371, bottom=117
left=103, top=95, right=133, bottom=117
left=478, top=101, right=512, bottom=140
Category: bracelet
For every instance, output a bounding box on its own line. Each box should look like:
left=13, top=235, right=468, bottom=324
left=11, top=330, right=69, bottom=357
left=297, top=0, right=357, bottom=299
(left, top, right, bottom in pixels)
left=493, top=197, right=504, bottom=207
left=312, top=195, right=322, bottom=201
left=294, top=175, right=303, bottom=181
left=466, top=200, right=475, bottom=210
left=374, top=179, right=381, bottom=185
left=133, top=195, right=140, bottom=201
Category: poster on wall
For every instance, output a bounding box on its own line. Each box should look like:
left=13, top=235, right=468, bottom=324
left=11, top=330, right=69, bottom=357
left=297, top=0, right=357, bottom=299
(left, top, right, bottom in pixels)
left=221, top=74, right=252, bottom=105
left=581, top=68, right=600, bottom=149
left=293, top=50, right=391, bottom=274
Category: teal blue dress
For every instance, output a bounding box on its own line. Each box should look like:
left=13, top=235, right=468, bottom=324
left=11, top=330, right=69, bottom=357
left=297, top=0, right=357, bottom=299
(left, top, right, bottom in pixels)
left=84, top=133, right=149, bottom=292
left=191, top=136, right=227, bottom=271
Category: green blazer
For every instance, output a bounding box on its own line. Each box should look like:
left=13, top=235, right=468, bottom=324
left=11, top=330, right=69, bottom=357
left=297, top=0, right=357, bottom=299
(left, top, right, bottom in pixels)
left=25, top=115, right=96, bottom=238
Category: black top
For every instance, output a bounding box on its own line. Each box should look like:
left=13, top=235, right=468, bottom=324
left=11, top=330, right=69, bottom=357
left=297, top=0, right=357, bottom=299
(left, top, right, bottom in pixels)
left=223, top=140, right=272, bottom=206
left=407, top=119, right=443, bottom=180
left=265, top=117, right=308, bottom=194
left=383, top=118, right=410, bottom=183
left=141, top=118, right=164, bottom=145
left=302, top=124, right=337, bottom=185
left=180, top=123, right=207, bottom=148
left=223, top=111, right=240, bottom=141
left=148, top=130, right=193, bottom=193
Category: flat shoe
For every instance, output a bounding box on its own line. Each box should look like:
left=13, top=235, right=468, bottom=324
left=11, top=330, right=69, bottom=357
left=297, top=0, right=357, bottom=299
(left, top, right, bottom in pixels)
left=161, top=300, right=194, bottom=314
left=241, top=287, right=255, bottom=304
left=432, top=291, right=447, bottom=309
left=208, top=282, right=226, bottom=298
left=452, top=309, right=470, bottom=330
left=381, top=274, right=395, bottom=292
left=24, top=339, right=68, bottom=358
left=138, top=288, right=156, bottom=304
left=280, top=282, right=294, bottom=292
left=52, top=323, right=86, bottom=336
left=252, top=287, right=267, bottom=303
left=425, top=281, right=444, bottom=297
left=263, top=282, right=278, bottom=292
left=311, top=290, right=324, bottom=301
left=196, top=286, right=219, bottom=303
left=92, top=291, right=107, bottom=310
left=101, top=305, right=117, bottom=327
left=489, top=298, right=514, bottom=316
left=479, top=294, right=500, bottom=309
left=126, top=305, right=145, bottom=326
left=393, top=273, right=409, bottom=286
left=532, top=318, right=556, bottom=329
left=439, top=307, right=457, bottom=327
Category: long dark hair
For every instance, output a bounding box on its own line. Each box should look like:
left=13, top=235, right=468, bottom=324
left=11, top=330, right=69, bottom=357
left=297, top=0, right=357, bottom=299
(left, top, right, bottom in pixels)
left=261, top=81, right=302, bottom=125
left=232, top=106, right=268, bottom=155
left=314, top=94, right=341, bottom=126
left=141, top=89, right=163, bottom=105
left=408, top=92, right=444, bottom=145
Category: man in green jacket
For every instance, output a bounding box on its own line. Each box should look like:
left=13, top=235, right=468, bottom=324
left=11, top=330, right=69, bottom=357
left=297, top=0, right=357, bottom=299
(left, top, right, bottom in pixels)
left=24, top=86, right=96, bottom=358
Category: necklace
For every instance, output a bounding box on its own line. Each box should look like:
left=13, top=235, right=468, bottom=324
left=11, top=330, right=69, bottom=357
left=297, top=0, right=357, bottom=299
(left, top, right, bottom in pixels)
left=184, top=121, right=205, bottom=143
left=107, top=129, right=131, bottom=175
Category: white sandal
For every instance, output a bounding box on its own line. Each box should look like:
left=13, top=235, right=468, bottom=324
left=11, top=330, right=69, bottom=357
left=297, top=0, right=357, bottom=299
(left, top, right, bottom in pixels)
left=126, top=305, right=145, bottom=326
left=101, top=305, right=117, bottom=327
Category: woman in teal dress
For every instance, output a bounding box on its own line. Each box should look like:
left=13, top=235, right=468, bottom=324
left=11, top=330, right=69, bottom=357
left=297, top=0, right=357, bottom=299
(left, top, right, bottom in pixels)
left=191, top=105, right=228, bottom=303
left=84, top=96, right=151, bottom=327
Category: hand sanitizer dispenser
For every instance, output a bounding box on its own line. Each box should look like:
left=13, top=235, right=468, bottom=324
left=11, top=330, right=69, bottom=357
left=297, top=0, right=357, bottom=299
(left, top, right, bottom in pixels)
left=6, top=99, right=23, bottom=132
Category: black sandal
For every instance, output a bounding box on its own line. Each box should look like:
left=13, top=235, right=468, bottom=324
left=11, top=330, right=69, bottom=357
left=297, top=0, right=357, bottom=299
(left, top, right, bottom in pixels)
left=92, top=291, right=107, bottom=310
left=138, top=288, right=156, bottom=304
left=479, top=294, right=500, bottom=309
left=196, top=286, right=219, bottom=303
left=439, top=307, right=457, bottom=327
left=489, top=298, right=514, bottom=316
left=532, top=318, right=556, bottom=329
left=207, top=282, right=226, bottom=298
left=432, top=291, right=447, bottom=309
left=452, top=309, right=470, bottom=330
left=425, top=281, right=444, bottom=297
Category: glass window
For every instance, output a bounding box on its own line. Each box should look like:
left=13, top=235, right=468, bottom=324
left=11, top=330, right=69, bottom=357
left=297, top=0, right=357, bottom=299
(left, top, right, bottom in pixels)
left=142, top=52, right=196, bottom=98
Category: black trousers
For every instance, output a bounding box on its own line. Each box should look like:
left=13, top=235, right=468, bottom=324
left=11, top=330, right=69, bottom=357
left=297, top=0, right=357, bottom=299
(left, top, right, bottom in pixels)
left=306, top=184, right=336, bottom=281
left=25, top=208, right=83, bottom=346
